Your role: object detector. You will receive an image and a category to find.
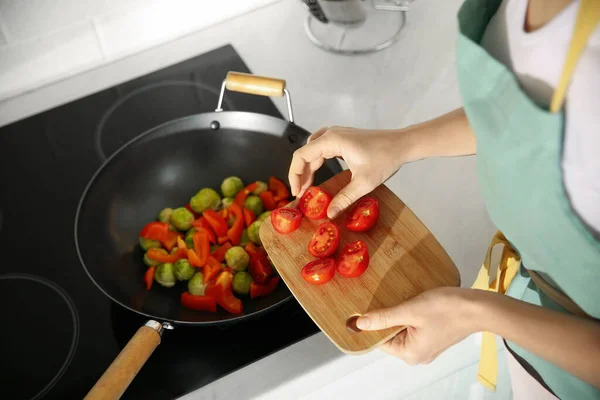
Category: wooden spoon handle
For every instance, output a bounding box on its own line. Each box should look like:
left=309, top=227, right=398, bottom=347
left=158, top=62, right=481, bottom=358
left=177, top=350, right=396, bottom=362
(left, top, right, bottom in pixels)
left=84, top=321, right=165, bottom=400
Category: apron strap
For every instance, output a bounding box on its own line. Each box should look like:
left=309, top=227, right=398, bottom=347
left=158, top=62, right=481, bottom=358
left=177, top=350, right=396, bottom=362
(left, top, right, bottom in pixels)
left=550, top=0, right=600, bottom=113
left=526, top=269, right=590, bottom=318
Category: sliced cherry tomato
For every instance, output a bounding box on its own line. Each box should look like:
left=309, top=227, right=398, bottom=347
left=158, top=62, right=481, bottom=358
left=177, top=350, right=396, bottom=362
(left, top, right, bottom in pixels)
left=203, top=209, right=229, bottom=237
left=144, top=266, right=155, bottom=290
left=243, top=208, right=256, bottom=227
left=269, top=177, right=291, bottom=202
left=161, top=230, right=181, bottom=252
left=147, top=248, right=179, bottom=263
left=205, top=270, right=243, bottom=314
left=301, top=258, right=336, bottom=285
left=211, top=242, right=233, bottom=262
left=185, top=203, right=200, bottom=219
left=276, top=199, right=289, bottom=208
left=140, top=221, right=169, bottom=241
left=336, top=240, right=370, bottom=278
left=259, top=191, right=277, bottom=211
left=180, top=292, right=217, bottom=312
left=192, top=230, right=210, bottom=266
left=308, top=222, right=340, bottom=258
left=299, top=186, right=332, bottom=220
left=270, top=207, right=302, bottom=234
left=227, top=203, right=244, bottom=245
left=345, top=197, right=380, bottom=232
left=203, top=256, right=223, bottom=282
left=250, top=277, right=280, bottom=299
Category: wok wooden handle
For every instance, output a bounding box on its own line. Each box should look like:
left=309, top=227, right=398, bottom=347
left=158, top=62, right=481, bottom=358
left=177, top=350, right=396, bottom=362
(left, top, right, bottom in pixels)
left=84, top=322, right=163, bottom=400
left=225, top=71, right=286, bottom=97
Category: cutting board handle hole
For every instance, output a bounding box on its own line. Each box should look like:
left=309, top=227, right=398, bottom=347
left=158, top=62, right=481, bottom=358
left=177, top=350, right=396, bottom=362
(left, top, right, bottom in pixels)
left=346, top=315, right=362, bottom=334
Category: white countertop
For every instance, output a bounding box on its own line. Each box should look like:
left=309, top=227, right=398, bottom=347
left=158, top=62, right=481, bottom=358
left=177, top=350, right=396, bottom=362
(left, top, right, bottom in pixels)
left=0, top=0, right=509, bottom=398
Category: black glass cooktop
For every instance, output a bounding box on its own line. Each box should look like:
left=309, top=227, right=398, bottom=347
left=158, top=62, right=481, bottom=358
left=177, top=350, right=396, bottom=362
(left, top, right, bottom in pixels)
left=0, top=44, right=319, bottom=400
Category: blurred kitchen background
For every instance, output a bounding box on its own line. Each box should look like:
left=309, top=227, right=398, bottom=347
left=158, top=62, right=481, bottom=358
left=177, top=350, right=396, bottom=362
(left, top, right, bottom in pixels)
left=0, top=0, right=510, bottom=399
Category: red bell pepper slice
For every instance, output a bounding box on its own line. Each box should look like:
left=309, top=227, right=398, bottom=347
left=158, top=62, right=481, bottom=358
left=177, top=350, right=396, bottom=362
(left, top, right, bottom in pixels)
left=221, top=209, right=229, bottom=219
left=144, top=266, right=155, bottom=290
left=140, top=221, right=169, bottom=241
left=211, top=242, right=233, bottom=262
left=259, top=191, right=277, bottom=211
left=217, top=236, right=230, bottom=245
left=227, top=203, right=244, bottom=245
left=203, top=209, right=229, bottom=237
left=191, top=218, right=216, bottom=244
left=180, top=292, right=217, bottom=312
left=245, top=243, right=274, bottom=284
left=192, top=230, right=210, bottom=266
left=185, top=203, right=200, bottom=219
left=162, top=230, right=181, bottom=252
left=203, top=256, right=222, bottom=282
left=269, top=177, right=291, bottom=202
left=250, top=277, right=280, bottom=299
left=234, top=182, right=259, bottom=207
left=187, top=249, right=203, bottom=267
left=276, top=199, right=289, bottom=208
left=243, top=208, right=256, bottom=227
left=147, top=248, right=179, bottom=263
left=205, top=270, right=243, bottom=314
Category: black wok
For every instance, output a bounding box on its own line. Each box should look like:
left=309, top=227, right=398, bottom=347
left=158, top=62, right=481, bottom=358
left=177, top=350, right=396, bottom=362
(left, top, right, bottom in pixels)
left=75, top=72, right=342, bottom=398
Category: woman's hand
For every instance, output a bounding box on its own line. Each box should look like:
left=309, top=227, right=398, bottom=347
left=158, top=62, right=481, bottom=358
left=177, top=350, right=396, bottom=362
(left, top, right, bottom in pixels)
left=356, top=287, right=478, bottom=365
left=288, top=126, right=419, bottom=219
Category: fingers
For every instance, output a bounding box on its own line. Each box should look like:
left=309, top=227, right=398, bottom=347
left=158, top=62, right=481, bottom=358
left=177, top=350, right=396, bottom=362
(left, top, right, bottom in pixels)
left=289, top=130, right=340, bottom=197
left=327, top=176, right=371, bottom=219
left=356, top=303, right=410, bottom=331
left=307, top=126, right=329, bottom=144
left=297, top=158, right=324, bottom=199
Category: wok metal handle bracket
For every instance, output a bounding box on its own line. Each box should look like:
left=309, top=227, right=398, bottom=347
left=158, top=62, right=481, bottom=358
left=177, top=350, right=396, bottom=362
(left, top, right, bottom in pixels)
left=215, top=72, right=295, bottom=123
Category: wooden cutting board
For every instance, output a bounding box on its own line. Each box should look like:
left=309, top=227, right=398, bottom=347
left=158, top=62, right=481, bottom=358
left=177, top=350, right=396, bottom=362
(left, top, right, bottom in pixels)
left=260, top=170, right=460, bottom=354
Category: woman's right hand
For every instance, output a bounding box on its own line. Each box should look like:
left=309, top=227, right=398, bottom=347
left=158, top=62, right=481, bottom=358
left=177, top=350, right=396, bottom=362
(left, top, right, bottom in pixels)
left=288, top=126, right=420, bottom=219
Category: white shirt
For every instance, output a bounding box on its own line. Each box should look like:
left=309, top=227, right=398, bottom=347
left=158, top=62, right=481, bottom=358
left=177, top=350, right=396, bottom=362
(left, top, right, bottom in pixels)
left=481, top=0, right=600, bottom=235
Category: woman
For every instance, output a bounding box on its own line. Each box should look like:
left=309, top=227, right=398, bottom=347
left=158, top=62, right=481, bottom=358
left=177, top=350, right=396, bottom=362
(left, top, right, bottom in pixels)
left=288, top=0, right=599, bottom=398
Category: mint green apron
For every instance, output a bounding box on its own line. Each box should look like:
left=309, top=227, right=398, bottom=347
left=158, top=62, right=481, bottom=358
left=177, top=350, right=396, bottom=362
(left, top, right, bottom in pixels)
left=456, top=0, right=600, bottom=399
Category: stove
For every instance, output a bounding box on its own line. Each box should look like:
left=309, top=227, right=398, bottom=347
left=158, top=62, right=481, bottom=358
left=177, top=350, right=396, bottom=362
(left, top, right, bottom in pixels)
left=0, top=44, right=320, bottom=400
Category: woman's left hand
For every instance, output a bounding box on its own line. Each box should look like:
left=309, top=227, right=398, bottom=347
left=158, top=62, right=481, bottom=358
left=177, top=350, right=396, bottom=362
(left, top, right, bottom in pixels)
left=356, top=287, right=480, bottom=365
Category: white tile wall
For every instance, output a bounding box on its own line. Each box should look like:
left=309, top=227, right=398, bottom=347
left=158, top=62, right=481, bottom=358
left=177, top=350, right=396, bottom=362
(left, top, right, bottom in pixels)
left=0, top=0, right=281, bottom=102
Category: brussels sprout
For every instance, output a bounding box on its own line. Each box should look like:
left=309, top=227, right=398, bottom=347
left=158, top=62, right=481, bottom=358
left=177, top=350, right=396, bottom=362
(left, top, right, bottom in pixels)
left=170, top=207, right=194, bottom=231
left=252, top=181, right=268, bottom=195
left=244, top=195, right=263, bottom=216
left=225, top=246, right=250, bottom=271
left=221, top=176, right=244, bottom=198
left=154, top=263, right=176, bottom=288
left=157, top=207, right=173, bottom=223
left=185, top=228, right=197, bottom=249
left=190, top=188, right=221, bottom=213
left=257, top=211, right=271, bottom=222
left=221, top=197, right=234, bottom=209
left=169, top=224, right=179, bottom=232
left=247, top=220, right=263, bottom=245
left=232, top=271, right=252, bottom=295
left=143, top=251, right=162, bottom=266
left=174, top=259, right=195, bottom=281
left=139, top=237, right=161, bottom=251
left=240, top=229, right=250, bottom=247
left=188, top=272, right=207, bottom=295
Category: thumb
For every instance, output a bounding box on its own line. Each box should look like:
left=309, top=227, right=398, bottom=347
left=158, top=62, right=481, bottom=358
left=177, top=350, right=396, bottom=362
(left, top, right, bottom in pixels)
left=356, top=303, right=411, bottom=331
left=327, top=176, right=371, bottom=219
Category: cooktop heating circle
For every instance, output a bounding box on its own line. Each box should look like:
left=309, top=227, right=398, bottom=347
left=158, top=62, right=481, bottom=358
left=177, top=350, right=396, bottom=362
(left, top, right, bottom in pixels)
left=94, top=80, right=234, bottom=162
left=0, top=274, right=80, bottom=400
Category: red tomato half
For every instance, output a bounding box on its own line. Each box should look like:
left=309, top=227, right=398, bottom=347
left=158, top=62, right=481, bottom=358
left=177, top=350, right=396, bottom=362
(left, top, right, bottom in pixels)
left=299, top=186, right=332, bottom=220
left=308, top=222, right=340, bottom=258
left=345, top=197, right=380, bottom=232
left=271, top=207, right=303, bottom=234
left=336, top=240, right=370, bottom=278
left=301, top=258, right=336, bottom=285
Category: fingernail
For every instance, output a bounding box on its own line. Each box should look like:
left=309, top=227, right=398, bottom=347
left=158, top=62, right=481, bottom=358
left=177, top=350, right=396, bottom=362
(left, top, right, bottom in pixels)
left=356, top=316, right=370, bottom=330
left=328, top=207, right=340, bottom=219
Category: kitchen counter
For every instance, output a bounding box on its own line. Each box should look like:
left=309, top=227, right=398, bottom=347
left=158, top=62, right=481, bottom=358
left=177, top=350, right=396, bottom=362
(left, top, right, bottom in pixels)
left=0, top=0, right=508, bottom=398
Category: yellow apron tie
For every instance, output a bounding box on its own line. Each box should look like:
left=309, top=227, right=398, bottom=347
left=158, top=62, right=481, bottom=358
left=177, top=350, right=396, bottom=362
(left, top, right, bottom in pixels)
left=471, top=0, right=600, bottom=391
left=471, top=231, right=521, bottom=391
